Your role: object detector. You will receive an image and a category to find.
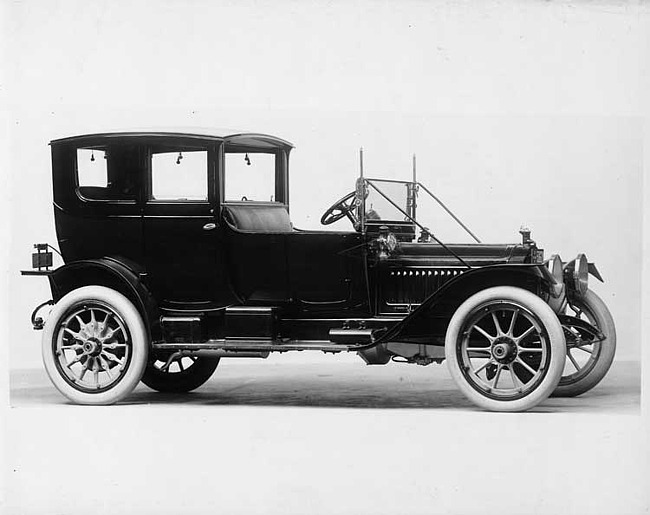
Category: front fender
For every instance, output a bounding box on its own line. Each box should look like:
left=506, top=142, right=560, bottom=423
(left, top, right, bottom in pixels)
left=376, top=264, right=554, bottom=346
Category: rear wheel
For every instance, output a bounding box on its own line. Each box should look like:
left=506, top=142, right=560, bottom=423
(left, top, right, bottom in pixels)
left=141, top=355, right=220, bottom=393
left=552, top=289, right=616, bottom=397
left=445, top=286, right=565, bottom=412
left=42, top=286, right=148, bottom=405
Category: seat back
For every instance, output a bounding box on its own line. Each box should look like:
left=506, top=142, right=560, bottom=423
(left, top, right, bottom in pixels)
left=222, top=203, right=293, bottom=233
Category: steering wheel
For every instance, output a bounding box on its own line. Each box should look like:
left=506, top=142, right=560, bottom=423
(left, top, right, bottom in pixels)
left=320, top=191, right=359, bottom=226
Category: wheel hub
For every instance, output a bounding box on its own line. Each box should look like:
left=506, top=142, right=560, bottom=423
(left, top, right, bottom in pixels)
left=82, top=338, right=102, bottom=356
left=491, top=337, right=517, bottom=364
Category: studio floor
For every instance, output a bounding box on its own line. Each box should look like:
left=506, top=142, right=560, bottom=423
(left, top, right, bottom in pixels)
left=3, top=357, right=645, bottom=515
left=9, top=357, right=640, bottom=413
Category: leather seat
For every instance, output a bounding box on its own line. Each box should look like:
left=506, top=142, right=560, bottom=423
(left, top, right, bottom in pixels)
left=222, top=203, right=293, bottom=233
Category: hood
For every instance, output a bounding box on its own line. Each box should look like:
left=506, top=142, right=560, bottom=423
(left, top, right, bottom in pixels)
left=385, top=242, right=531, bottom=267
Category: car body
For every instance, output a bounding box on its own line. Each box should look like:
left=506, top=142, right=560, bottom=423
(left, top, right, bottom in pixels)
left=22, top=129, right=617, bottom=411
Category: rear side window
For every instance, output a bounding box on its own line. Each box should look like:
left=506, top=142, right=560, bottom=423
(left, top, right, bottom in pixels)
left=77, top=148, right=107, bottom=187
left=76, top=146, right=139, bottom=201
left=151, top=150, right=208, bottom=201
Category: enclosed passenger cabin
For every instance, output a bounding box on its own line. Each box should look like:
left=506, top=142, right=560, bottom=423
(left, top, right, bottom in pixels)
left=50, top=130, right=295, bottom=304
left=51, top=130, right=292, bottom=255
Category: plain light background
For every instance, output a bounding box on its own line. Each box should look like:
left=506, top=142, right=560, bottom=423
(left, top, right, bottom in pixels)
left=1, top=1, right=649, bottom=514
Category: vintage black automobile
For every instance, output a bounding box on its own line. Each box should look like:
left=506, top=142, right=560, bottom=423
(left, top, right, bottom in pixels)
left=22, top=129, right=616, bottom=411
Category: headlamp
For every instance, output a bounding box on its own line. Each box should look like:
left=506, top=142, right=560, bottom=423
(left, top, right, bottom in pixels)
left=547, top=254, right=563, bottom=283
left=564, top=253, right=589, bottom=296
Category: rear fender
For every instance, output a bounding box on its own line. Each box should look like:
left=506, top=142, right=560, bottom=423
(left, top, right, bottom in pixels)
left=377, top=264, right=553, bottom=346
left=47, top=257, right=159, bottom=341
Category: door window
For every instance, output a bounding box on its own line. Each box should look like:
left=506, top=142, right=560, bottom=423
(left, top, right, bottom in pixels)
left=151, top=150, right=208, bottom=201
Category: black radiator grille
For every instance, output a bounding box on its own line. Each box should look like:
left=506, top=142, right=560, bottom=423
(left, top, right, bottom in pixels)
left=382, top=267, right=465, bottom=307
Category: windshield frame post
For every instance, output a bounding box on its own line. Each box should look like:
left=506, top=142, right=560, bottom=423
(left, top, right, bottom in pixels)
left=358, top=147, right=366, bottom=235
left=406, top=153, right=417, bottom=222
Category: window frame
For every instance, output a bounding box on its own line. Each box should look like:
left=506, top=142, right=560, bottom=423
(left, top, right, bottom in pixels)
left=221, top=145, right=288, bottom=205
left=144, top=139, right=218, bottom=206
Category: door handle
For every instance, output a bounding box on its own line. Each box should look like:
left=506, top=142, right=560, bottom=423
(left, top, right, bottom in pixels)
left=203, top=223, right=217, bottom=231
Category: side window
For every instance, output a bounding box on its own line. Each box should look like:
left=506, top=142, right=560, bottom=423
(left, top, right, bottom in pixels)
left=76, top=146, right=139, bottom=201
left=224, top=152, right=277, bottom=202
left=151, top=150, right=208, bottom=201
left=77, top=148, right=108, bottom=199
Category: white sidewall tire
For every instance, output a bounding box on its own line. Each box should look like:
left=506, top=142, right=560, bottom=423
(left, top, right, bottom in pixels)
left=42, top=286, right=149, bottom=405
left=445, top=286, right=565, bottom=412
left=552, top=289, right=617, bottom=397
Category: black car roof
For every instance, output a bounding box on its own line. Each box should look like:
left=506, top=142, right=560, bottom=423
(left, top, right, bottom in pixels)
left=49, top=128, right=294, bottom=149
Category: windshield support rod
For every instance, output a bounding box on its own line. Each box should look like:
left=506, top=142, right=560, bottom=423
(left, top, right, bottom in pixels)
left=366, top=181, right=472, bottom=269
left=417, top=182, right=481, bottom=244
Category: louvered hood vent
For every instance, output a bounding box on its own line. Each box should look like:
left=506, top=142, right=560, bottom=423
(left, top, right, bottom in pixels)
left=380, top=267, right=466, bottom=313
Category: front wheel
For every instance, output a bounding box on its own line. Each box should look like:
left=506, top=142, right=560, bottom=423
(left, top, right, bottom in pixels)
left=445, top=286, right=565, bottom=412
left=552, top=289, right=616, bottom=397
left=42, top=286, right=149, bottom=405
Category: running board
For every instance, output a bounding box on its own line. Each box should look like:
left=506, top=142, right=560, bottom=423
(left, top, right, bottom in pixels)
left=152, top=339, right=370, bottom=354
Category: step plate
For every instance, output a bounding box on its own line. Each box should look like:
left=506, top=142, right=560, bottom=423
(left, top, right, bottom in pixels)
left=153, top=339, right=368, bottom=353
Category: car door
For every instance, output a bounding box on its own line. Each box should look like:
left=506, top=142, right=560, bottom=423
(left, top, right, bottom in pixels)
left=219, top=148, right=291, bottom=303
left=287, top=230, right=369, bottom=315
left=142, top=139, right=233, bottom=306
left=220, top=208, right=291, bottom=303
